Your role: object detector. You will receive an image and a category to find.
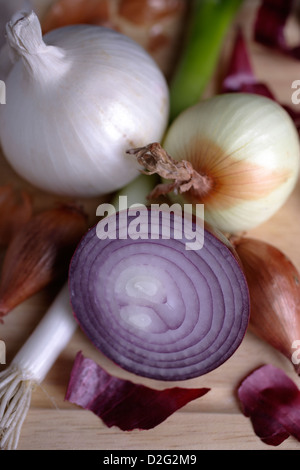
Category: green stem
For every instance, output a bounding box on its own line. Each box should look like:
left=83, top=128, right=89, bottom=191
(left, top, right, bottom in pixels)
left=169, top=0, right=244, bottom=122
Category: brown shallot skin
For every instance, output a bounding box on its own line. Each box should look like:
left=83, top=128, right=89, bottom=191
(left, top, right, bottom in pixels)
left=233, top=237, right=300, bottom=375
left=41, top=0, right=189, bottom=79
left=0, top=203, right=88, bottom=319
left=0, top=185, right=33, bottom=246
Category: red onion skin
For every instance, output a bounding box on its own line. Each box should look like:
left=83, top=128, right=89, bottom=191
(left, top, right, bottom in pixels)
left=238, top=364, right=300, bottom=446
left=221, top=28, right=300, bottom=134
left=65, top=351, right=211, bottom=431
left=254, top=0, right=299, bottom=58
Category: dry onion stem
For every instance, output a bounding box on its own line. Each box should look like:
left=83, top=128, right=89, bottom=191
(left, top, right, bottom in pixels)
left=233, top=237, right=300, bottom=375
left=127, top=142, right=212, bottom=199
left=0, top=185, right=32, bottom=246
left=0, top=203, right=88, bottom=319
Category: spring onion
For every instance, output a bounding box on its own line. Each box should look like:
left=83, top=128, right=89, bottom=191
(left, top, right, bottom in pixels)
left=169, top=0, right=244, bottom=121
left=0, top=285, right=77, bottom=450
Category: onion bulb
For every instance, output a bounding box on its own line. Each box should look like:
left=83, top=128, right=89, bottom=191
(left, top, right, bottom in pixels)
left=133, top=93, right=300, bottom=234
left=233, top=237, right=300, bottom=375
left=0, top=10, right=169, bottom=197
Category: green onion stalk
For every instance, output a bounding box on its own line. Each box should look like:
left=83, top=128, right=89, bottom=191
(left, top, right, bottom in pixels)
left=169, top=0, right=244, bottom=122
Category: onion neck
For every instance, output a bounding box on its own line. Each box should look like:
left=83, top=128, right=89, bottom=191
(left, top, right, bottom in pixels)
left=127, top=142, right=213, bottom=201
left=5, top=10, right=69, bottom=82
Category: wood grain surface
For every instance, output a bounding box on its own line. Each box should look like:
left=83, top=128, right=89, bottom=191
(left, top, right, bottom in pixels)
left=1, top=0, right=300, bottom=450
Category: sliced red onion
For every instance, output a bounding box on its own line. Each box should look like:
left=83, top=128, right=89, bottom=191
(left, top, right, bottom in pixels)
left=65, top=351, right=210, bottom=431
left=69, top=208, right=250, bottom=381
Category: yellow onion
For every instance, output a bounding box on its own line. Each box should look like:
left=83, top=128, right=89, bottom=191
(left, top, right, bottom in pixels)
left=132, top=93, right=300, bottom=234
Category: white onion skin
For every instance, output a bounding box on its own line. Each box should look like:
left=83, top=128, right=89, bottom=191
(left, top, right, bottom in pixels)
left=0, top=16, right=169, bottom=197
left=163, top=93, right=300, bottom=234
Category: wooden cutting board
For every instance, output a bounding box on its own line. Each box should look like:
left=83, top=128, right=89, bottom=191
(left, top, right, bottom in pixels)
left=1, top=0, right=300, bottom=450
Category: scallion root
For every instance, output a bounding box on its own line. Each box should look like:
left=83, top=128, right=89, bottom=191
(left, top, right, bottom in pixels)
left=0, top=285, right=78, bottom=450
left=0, top=366, right=34, bottom=450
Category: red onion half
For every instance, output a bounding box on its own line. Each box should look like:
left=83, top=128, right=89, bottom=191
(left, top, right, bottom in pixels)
left=69, top=208, right=250, bottom=381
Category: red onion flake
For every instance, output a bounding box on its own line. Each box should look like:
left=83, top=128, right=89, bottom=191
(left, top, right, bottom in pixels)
left=221, top=28, right=300, bottom=134
left=69, top=207, right=250, bottom=381
left=65, top=351, right=210, bottom=431
left=237, top=364, right=300, bottom=446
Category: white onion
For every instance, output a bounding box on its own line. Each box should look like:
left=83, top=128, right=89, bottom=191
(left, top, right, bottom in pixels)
left=0, top=11, right=169, bottom=197
left=161, top=93, right=300, bottom=233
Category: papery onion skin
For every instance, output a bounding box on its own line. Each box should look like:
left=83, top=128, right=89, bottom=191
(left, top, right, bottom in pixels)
left=40, top=0, right=189, bottom=80
left=162, top=93, right=300, bottom=234
left=233, top=237, right=300, bottom=375
left=0, top=203, right=88, bottom=318
left=0, top=0, right=31, bottom=48
left=65, top=351, right=210, bottom=431
left=237, top=364, right=300, bottom=446
left=254, top=0, right=300, bottom=60
left=0, top=184, right=32, bottom=246
left=221, top=28, right=300, bottom=138
left=0, top=11, right=169, bottom=197
left=69, top=208, right=250, bottom=381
